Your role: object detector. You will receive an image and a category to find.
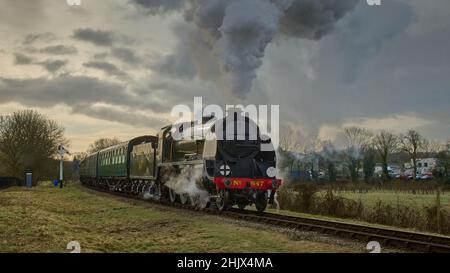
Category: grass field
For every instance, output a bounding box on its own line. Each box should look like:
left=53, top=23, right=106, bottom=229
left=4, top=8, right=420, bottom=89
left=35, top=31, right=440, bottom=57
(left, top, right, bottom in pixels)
left=275, top=186, right=450, bottom=235
left=323, top=190, right=450, bottom=210
left=0, top=183, right=362, bottom=253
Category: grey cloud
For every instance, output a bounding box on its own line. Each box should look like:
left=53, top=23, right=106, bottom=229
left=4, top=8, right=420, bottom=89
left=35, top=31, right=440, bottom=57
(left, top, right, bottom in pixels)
left=0, top=0, right=45, bottom=28
left=73, top=28, right=115, bottom=46
left=38, top=59, right=68, bottom=73
left=72, top=104, right=166, bottom=128
left=149, top=23, right=215, bottom=80
left=40, top=45, right=78, bottom=55
left=14, top=53, right=35, bottom=65
left=254, top=0, right=450, bottom=140
left=279, top=0, right=359, bottom=39
left=23, top=32, right=56, bottom=45
left=111, top=47, right=140, bottom=65
left=0, top=76, right=126, bottom=107
left=332, top=0, right=414, bottom=82
left=130, top=0, right=185, bottom=14
left=83, top=61, right=129, bottom=80
left=153, top=53, right=197, bottom=79
left=13, top=53, right=67, bottom=73
left=73, top=28, right=135, bottom=47
left=93, top=52, right=109, bottom=60
left=0, top=75, right=169, bottom=128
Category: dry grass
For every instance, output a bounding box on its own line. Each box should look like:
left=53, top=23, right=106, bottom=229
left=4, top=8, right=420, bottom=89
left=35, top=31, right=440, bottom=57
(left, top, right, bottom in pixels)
left=0, top=183, right=360, bottom=253
left=323, top=190, right=450, bottom=211
left=276, top=185, right=450, bottom=235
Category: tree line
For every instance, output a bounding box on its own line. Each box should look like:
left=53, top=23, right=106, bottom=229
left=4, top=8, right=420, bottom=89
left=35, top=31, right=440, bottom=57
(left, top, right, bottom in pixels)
left=279, top=126, right=450, bottom=182
left=0, top=110, right=122, bottom=185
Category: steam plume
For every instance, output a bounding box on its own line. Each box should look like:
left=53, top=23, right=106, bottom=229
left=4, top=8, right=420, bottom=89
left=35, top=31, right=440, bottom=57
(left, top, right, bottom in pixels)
left=134, top=0, right=358, bottom=98
left=165, top=165, right=210, bottom=204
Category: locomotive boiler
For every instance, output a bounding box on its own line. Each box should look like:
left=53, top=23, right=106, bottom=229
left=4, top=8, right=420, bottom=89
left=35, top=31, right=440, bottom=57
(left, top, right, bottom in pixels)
left=80, top=111, right=282, bottom=212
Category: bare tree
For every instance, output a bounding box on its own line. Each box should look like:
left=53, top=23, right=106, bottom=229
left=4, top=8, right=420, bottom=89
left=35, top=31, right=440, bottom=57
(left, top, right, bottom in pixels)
left=320, top=141, right=341, bottom=182
left=279, top=126, right=303, bottom=152
left=72, top=152, right=88, bottom=161
left=341, top=127, right=373, bottom=182
left=400, top=130, right=427, bottom=180
left=425, top=140, right=444, bottom=156
left=0, top=110, right=67, bottom=184
left=436, top=150, right=449, bottom=180
left=374, top=131, right=399, bottom=179
left=87, top=138, right=121, bottom=154
left=278, top=126, right=303, bottom=173
left=278, top=126, right=322, bottom=180
left=362, top=145, right=377, bottom=182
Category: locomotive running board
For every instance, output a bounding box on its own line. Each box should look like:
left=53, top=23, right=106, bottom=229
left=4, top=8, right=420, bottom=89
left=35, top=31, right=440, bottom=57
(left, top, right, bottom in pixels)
left=158, top=160, right=204, bottom=167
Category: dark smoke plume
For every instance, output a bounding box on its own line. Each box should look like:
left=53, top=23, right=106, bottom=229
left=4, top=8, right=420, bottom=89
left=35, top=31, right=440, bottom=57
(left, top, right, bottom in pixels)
left=133, top=0, right=358, bottom=98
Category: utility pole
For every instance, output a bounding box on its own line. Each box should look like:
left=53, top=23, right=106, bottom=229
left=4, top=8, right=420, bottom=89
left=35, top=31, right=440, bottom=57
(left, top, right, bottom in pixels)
left=58, top=145, right=70, bottom=188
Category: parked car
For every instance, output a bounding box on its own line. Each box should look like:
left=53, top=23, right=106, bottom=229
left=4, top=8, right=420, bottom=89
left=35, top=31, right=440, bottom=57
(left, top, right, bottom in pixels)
left=418, top=173, right=434, bottom=180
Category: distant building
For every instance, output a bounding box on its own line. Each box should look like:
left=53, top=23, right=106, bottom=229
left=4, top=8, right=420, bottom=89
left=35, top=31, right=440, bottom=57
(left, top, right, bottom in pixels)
left=417, top=158, right=437, bottom=173
left=404, top=158, right=437, bottom=174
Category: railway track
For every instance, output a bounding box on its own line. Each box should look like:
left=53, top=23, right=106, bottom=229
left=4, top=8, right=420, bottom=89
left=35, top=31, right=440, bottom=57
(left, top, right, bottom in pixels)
left=224, top=209, right=450, bottom=253
left=81, top=184, right=450, bottom=253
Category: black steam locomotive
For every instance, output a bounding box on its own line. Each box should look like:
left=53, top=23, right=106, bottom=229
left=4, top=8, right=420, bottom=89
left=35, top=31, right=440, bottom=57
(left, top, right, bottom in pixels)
left=80, top=112, right=281, bottom=212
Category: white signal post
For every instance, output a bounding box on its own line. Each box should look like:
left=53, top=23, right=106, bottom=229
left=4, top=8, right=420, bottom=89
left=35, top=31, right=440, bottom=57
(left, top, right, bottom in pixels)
left=58, top=145, right=71, bottom=184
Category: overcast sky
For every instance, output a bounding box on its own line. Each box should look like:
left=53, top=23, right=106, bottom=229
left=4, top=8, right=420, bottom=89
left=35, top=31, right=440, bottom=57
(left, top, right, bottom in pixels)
left=0, top=0, right=449, bottom=153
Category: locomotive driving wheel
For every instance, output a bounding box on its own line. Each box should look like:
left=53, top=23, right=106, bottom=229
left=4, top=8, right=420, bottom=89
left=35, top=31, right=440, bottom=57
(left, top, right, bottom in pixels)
left=255, top=190, right=268, bottom=212
left=216, top=190, right=230, bottom=211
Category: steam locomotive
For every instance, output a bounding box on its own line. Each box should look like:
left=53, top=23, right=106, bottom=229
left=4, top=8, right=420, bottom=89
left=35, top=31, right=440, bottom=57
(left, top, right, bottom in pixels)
left=80, top=111, right=281, bottom=212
